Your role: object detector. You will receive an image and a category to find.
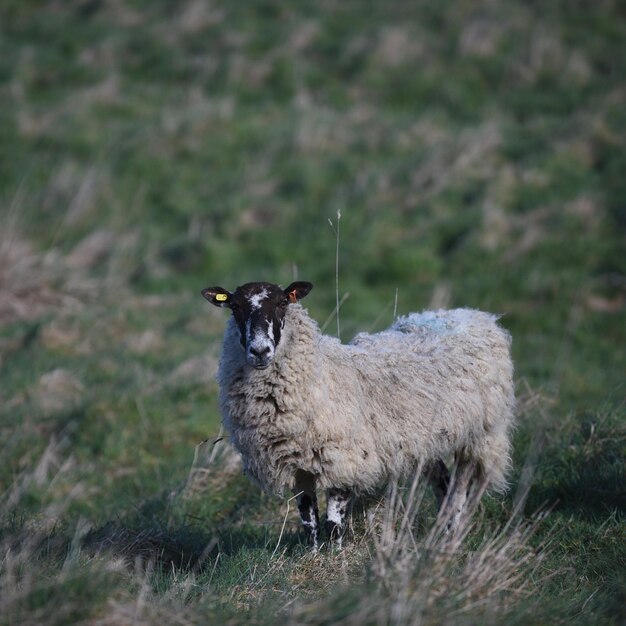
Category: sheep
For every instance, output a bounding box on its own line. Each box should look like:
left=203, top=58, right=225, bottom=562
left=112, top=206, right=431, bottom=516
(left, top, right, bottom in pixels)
left=202, top=281, right=515, bottom=549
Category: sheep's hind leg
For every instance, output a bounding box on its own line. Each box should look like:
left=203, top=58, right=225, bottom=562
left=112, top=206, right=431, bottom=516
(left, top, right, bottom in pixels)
left=441, top=450, right=483, bottom=536
left=427, top=459, right=450, bottom=511
left=293, top=472, right=320, bottom=551
left=325, top=488, right=352, bottom=549
left=352, top=493, right=382, bottom=536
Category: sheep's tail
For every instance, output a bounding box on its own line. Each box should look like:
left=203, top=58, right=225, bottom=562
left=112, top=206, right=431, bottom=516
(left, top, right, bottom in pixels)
left=476, top=425, right=512, bottom=493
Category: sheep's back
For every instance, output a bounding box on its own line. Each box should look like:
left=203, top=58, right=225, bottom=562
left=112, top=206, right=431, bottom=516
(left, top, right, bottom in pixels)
left=351, top=309, right=512, bottom=373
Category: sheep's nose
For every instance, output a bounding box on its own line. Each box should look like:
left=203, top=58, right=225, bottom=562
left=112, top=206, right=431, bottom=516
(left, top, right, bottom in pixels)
left=249, top=346, right=270, bottom=359
left=248, top=345, right=272, bottom=368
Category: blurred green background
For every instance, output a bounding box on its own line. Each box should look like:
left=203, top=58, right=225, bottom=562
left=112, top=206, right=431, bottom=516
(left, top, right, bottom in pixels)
left=0, top=1, right=625, bottom=624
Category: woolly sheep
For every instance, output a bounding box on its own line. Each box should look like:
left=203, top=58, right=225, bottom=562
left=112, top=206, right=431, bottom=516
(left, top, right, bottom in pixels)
left=202, top=281, right=515, bottom=549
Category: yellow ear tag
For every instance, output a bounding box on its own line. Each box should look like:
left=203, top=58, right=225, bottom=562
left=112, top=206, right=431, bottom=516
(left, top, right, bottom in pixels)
left=215, top=293, right=228, bottom=302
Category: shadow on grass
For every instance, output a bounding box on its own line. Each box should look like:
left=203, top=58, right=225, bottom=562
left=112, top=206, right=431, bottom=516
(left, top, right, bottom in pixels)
left=82, top=519, right=310, bottom=578
left=529, top=464, right=625, bottom=520
left=83, top=520, right=218, bottom=571
left=526, top=420, right=625, bottom=520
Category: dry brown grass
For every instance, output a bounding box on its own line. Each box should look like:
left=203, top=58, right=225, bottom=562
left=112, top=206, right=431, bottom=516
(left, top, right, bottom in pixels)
left=285, top=470, right=550, bottom=626
left=0, top=223, right=78, bottom=325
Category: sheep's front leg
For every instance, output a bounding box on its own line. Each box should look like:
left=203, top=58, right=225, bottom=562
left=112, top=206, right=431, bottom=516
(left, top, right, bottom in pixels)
left=325, top=488, right=352, bottom=549
left=293, top=472, right=320, bottom=551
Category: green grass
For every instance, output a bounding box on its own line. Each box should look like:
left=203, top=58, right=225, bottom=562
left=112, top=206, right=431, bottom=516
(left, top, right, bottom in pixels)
left=1, top=0, right=625, bottom=624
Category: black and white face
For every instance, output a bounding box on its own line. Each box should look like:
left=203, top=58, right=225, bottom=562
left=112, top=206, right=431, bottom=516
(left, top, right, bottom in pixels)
left=202, top=281, right=313, bottom=369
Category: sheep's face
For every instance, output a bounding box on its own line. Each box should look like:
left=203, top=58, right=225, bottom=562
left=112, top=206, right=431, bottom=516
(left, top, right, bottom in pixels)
left=202, top=281, right=313, bottom=369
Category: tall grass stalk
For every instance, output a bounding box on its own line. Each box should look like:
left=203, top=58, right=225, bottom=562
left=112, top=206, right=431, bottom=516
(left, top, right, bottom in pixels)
left=320, top=291, right=350, bottom=334
left=393, top=287, right=399, bottom=320
left=328, top=209, right=342, bottom=340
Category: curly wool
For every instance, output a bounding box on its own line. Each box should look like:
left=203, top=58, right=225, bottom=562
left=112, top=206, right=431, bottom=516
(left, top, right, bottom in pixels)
left=217, top=304, right=515, bottom=497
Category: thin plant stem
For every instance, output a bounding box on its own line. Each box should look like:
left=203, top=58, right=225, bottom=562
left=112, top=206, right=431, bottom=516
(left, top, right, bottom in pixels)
left=321, top=292, right=350, bottom=334
left=271, top=491, right=300, bottom=559
left=393, top=287, right=399, bottom=320
left=328, top=209, right=342, bottom=339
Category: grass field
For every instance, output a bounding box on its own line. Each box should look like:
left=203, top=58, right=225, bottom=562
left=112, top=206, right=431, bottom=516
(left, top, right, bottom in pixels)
left=1, top=1, right=625, bottom=624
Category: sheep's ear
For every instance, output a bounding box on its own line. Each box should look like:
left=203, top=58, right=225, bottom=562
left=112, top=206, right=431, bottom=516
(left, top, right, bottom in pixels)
left=201, top=286, right=232, bottom=308
left=284, top=281, right=313, bottom=303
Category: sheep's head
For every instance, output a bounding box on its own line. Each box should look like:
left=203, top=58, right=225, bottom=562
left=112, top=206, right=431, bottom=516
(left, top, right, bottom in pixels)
left=202, top=281, right=313, bottom=369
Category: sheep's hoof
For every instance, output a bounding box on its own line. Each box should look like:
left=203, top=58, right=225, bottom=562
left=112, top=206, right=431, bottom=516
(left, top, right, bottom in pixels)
left=330, top=538, right=343, bottom=552
left=325, top=520, right=345, bottom=550
left=306, top=536, right=320, bottom=553
left=303, top=529, right=320, bottom=553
